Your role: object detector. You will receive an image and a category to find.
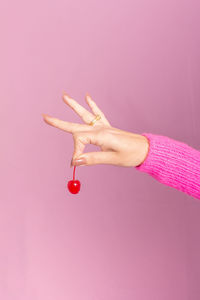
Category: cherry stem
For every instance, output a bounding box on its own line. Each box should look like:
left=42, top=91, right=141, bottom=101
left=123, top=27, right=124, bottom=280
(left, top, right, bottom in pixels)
left=73, top=166, right=76, bottom=181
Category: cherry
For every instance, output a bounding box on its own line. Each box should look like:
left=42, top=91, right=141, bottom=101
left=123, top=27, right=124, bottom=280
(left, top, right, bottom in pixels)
left=68, top=180, right=81, bottom=194
left=67, top=166, right=81, bottom=194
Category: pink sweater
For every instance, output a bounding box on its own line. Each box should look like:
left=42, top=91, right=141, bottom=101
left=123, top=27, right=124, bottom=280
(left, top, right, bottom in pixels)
left=135, top=133, right=200, bottom=200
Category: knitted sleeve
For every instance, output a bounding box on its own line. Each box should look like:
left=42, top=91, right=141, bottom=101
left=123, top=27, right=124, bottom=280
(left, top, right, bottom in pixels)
left=135, top=133, right=200, bottom=200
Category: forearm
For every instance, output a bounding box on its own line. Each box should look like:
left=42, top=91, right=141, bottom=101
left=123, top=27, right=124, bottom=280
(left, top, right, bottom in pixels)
left=135, top=133, right=200, bottom=200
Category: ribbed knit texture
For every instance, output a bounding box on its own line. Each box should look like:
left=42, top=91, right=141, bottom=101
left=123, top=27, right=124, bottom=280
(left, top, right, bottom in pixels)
left=135, top=133, right=200, bottom=200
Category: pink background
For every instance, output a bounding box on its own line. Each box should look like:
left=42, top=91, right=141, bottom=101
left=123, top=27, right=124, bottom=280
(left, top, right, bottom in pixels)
left=0, top=0, right=200, bottom=299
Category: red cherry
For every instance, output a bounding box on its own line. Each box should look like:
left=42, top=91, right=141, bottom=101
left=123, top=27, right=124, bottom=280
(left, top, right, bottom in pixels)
left=68, top=180, right=81, bottom=194
left=67, top=166, right=81, bottom=194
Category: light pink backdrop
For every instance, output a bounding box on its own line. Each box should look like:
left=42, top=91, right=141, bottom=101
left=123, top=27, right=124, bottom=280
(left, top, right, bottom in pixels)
left=0, top=0, right=200, bottom=299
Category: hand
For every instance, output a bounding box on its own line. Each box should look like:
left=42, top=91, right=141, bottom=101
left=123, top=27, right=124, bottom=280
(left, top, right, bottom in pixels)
left=42, top=92, right=149, bottom=167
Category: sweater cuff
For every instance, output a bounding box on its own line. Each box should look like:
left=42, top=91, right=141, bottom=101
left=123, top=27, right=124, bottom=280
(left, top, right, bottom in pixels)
left=135, top=132, right=200, bottom=199
left=135, top=133, right=158, bottom=173
left=135, top=132, right=189, bottom=174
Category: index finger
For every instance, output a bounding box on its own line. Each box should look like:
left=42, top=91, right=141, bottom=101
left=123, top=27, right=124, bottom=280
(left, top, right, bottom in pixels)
left=42, top=114, right=92, bottom=133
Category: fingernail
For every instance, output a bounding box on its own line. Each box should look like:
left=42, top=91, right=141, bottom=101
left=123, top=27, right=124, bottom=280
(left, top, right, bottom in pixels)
left=73, top=157, right=87, bottom=166
left=86, top=92, right=91, bottom=100
left=63, top=91, right=70, bottom=99
left=42, top=113, right=51, bottom=119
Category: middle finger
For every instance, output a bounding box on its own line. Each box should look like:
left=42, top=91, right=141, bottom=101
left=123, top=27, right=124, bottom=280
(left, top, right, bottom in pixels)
left=63, top=92, right=94, bottom=124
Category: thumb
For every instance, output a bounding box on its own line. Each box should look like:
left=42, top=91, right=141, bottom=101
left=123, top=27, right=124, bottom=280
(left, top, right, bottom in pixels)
left=72, top=151, right=119, bottom=166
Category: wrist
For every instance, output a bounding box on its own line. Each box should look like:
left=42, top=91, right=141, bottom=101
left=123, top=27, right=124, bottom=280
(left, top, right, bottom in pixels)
left=136, top=135, right=150, bottom=167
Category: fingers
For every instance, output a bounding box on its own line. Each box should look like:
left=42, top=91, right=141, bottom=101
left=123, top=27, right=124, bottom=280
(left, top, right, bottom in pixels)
left=85, top=93, right=111, bottom=126
left=71, top=130, right=117, bottom=166
left=72, top=131, right=101, bottom=160
left=72, top=133, right=87, bottom=161
left=63, top=92, right=95, bottom=124
left=42, top=114, right=91, bottom=133
left=62, top=91, right=110, bottom=127
left=72, top=151, right=119, bottom=166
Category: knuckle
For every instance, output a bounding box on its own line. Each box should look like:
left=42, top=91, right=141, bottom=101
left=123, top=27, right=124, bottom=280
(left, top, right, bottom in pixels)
left=93, top=128, right=102, bottom=139
left=73, top=132, right=81, bottom=141
left=97, top=127, right=107, bottom=136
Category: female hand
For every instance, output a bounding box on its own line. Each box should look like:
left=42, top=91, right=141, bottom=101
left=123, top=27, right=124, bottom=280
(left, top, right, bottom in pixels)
left=42, top=93, right=149, bottom=167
